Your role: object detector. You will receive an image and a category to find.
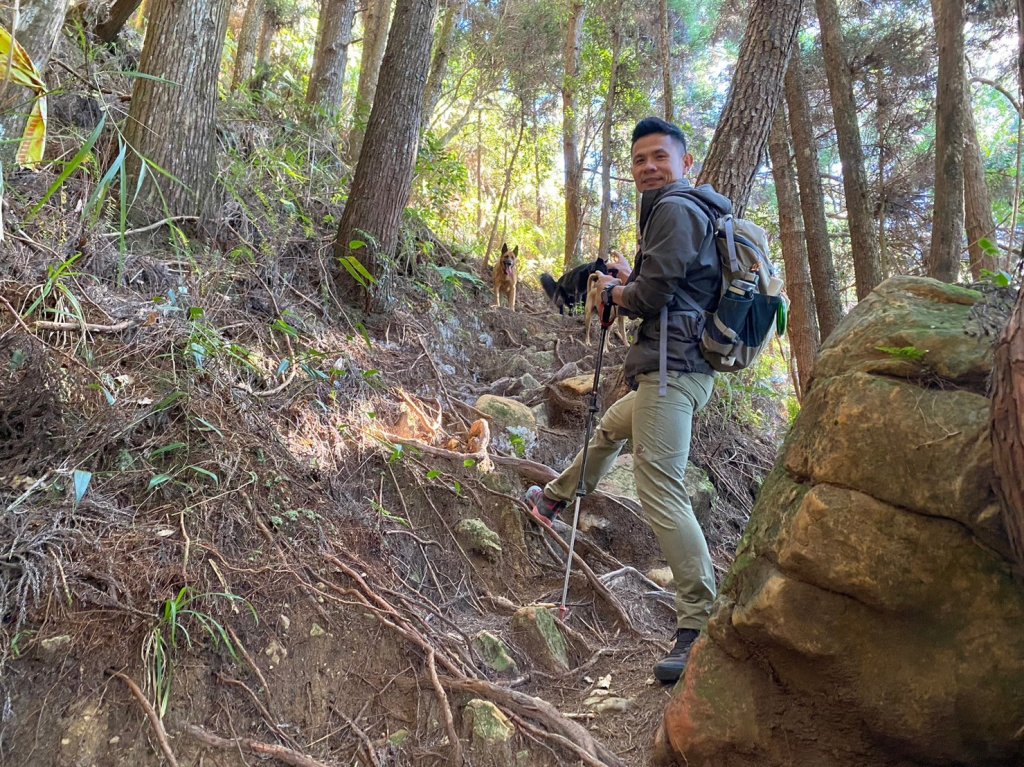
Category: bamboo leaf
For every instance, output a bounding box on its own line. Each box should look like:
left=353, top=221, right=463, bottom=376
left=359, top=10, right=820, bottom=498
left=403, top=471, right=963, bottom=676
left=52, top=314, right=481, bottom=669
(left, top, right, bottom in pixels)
left=188, top=466, right=219, bottom=485
left=149, top=474, right=173, bottom=490
left=87, top=140, right=127, bottom=218
left=29, top=113, right=107, bottom=218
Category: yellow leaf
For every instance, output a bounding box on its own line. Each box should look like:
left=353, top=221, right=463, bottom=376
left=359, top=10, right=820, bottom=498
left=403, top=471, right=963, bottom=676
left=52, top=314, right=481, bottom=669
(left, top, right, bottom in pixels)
left=0, top=27, right=45, bottom=91
left=16, top=94, right=46, bottom=168
left=0, top=26, right=48, bottom=169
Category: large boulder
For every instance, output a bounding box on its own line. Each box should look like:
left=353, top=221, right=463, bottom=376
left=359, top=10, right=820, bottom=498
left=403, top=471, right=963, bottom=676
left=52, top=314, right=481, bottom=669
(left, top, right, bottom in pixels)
left=659, top=277, right=1024, bottom=767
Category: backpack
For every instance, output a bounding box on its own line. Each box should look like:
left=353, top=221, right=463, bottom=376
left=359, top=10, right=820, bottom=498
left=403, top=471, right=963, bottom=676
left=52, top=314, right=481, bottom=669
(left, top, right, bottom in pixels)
left=657, top=191, right=787, bottom=374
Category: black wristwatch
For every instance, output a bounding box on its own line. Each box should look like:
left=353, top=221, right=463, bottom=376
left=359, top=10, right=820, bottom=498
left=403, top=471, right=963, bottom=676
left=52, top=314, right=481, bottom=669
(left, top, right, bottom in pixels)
left=603, top=284, right=615, bottom=307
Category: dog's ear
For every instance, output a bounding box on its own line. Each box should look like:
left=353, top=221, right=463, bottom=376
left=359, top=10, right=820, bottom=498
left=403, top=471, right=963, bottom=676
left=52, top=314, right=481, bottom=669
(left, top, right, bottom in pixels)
left=501, top=243, right=508, bottom=254
left=512, top=246, right=519, bottom=258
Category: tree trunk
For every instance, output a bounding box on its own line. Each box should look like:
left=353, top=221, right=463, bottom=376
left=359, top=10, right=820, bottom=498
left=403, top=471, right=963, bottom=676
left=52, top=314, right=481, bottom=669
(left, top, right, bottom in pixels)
left=421, top=0, right=467, bottom=133
left=874, top=67, right=889, bottom=278
left=768, top=105, right=819, bottom=398
left=992, top=0, right=1024, bottom=572
left=347, top=0, right=393, bottom=164
left=992, top=284, right=1024, bottom=571
left=0, top=0, right=71, bottom=165
left=697, top=0, right=801, bottom=215
left=333, top=0, right=438, bottom=311
left=815, top=0, right=883, bottom=299
left=95, top=0, right=143, bottom=43
left=232, top=0, right=265, bottom=90
left=927, top=0, right=966, bottom=283
left=256, top=10, right=277, bottom=69
left=485, top=114, right=526, bottom=267
left=784, top=53, right=844, bottom=340
left=562, top=0, right=585, bottom=269
left=306, top=0, right=356, bottom=120
left=659, top=0, right=673, bottom=123
left=598, top=26, right=621, bottom=262
left=476, top=109, right=483, bottom=233
left=963, top=78, right=997, bottom=279
left=123, top=0, right=231, bottom=221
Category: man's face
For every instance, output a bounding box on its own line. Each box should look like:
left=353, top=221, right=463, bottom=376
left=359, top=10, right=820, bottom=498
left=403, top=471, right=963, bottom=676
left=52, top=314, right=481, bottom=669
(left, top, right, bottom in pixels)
left=630, top=133, right=693, bottom=192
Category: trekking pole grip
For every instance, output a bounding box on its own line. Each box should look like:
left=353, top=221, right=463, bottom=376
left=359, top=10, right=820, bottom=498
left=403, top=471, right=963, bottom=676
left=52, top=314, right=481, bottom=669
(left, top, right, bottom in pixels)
left=601, top=285, right=615, bottom=328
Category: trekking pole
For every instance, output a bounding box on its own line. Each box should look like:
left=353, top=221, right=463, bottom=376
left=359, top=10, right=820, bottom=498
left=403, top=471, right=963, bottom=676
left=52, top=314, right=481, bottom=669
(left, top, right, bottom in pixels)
left=559, top=298, right=616, bottom=619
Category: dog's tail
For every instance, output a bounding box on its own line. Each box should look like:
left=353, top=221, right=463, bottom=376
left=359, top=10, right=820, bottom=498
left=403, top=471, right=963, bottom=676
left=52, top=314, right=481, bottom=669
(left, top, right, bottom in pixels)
left=540, top=273, right=559, bottom=302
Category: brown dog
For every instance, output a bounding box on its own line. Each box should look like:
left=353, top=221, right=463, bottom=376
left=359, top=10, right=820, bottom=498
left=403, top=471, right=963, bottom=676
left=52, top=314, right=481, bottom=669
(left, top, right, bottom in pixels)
left=493, top=243, right=518, bottom=310
left=584, top=270, right=628, bottom=348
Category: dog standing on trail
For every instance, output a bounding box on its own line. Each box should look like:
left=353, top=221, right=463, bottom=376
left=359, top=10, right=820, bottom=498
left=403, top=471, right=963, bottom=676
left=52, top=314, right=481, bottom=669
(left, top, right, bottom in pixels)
left=493, top=243, right=518, bottom=310
left=584, top=263, right=628, bottom=349
left=539, top=257, right=609, bottom=315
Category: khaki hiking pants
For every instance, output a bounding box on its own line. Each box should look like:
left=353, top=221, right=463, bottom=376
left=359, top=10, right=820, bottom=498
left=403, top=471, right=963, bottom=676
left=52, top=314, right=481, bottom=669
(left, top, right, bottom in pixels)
left=544, top=370, right=716, bottom=630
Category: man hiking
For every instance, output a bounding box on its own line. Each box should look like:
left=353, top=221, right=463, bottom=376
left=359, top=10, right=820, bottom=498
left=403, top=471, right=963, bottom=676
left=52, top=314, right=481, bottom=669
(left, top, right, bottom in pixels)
left=526, top=116, right=727, bottom=684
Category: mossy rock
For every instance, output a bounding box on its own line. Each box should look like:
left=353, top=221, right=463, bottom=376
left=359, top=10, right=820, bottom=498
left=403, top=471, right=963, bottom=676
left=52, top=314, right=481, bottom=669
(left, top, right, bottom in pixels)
left=511, top=606, right=569, bottom=671
left=474, top=394, right=537, bottom=433
left=455, top=518, right=502, bottom=561
left=472, top=631, right=520, bottom=676
left=463, top=699, right=514, bottom=743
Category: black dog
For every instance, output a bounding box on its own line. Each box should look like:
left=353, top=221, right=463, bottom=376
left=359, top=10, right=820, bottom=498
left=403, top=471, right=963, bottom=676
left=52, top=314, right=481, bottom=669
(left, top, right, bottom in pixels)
left=540, top=257, right=613, bottom=315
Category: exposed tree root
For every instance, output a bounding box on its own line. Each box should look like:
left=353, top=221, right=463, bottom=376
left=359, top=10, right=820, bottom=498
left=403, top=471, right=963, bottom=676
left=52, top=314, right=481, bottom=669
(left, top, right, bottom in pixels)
left=436, top=675, right=627, bottom=767
left=185, top=724, right=332, bottom=767
left=108, top=670, right=180, bottom=767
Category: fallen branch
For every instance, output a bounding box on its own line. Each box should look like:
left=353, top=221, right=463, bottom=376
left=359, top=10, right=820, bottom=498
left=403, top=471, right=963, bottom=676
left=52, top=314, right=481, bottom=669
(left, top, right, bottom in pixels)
left=185, top=724, right=331, bottom=767
left=32, top=318, right=139, bottom=333
left=377, top=432, right=492, bottom=473
left=99, top=215, right=201, bottom=238
left=108, top=670, right=180, bottom=767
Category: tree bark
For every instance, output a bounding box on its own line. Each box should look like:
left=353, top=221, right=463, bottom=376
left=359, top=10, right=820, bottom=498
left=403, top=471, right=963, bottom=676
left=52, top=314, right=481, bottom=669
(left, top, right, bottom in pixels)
left=0, top=0, right=71, bottom=165
left=784, top=53, right=844, bottom=340
left=561, top=0, right=585, bottom=269
left=768, top=105, right=819, bottom=398
left=814, top=0, right=883, bottom=299
left=927, top=0, right=966, bottom=283
left=992, top=285, right=1024, bottom=571
left=963, top=78, right=997, bottom=279
left=123, top=0, right=231, bottom=221
left=659, top=0, right=673, bottom=123
left=306, top=0, right=357, bottom=120
left=256, top=10, right=277, bottom=70
left=598, top=26, right=621, bottom=262
left=347, top=0, right=393, bottom=164
left=95, top=0, right=143, bottom=43
left=421, top=0, right=467, bottom=133
left=333, top=0, right=438, bottom=311
left=485, top=113, right=526, bottom=267
left=697, top=0, right=801, bottom=215
left=990, top=0, right=1024, bottom=572
left=231, top=0, right=265, bottom=90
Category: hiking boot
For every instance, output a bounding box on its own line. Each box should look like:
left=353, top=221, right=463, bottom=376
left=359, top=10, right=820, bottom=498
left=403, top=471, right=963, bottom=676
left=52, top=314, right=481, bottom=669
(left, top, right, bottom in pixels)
left=653, top=628, right=700, bottom=683
left=524, top=485, right=566, bottom=526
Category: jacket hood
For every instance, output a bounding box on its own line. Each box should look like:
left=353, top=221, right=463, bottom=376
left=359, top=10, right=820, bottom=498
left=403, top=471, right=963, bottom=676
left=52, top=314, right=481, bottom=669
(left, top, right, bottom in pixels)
left=638, top=180, right=732, bottom=233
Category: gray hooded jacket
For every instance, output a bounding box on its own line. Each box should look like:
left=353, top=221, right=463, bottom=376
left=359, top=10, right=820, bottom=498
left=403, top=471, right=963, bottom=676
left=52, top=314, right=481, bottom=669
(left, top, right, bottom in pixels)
left=617, top=179, right=732, bottom=383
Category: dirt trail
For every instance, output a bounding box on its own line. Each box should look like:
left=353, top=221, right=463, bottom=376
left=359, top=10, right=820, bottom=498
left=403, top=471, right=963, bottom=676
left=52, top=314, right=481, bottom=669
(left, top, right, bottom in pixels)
left=0, top=241, right=775, bottom=766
